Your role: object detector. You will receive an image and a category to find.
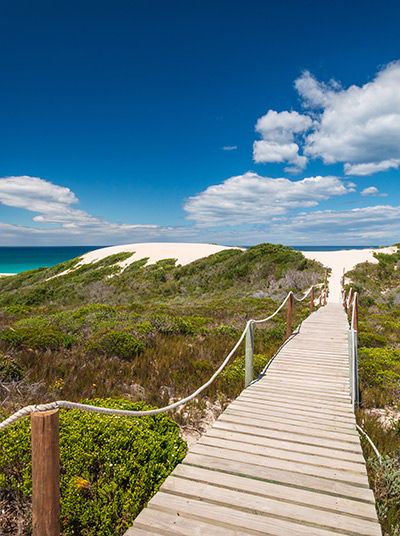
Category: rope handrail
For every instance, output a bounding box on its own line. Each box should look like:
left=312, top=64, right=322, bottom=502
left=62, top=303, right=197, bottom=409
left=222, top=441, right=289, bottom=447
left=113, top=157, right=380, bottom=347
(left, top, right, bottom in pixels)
left=0, top=284, right=323, bottom=432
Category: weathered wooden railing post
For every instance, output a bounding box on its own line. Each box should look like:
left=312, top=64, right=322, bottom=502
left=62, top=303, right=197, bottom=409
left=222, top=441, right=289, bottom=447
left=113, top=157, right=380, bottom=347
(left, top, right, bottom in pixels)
left=348, top=287, right=353, bottom=309
left=343, top=289, right=347, bottom=311
left=310, top=286, right=314, bottom=314
left=353, top=293, right=359, bottom=331
left=245, top=322, right=254, bottom=388
left=286, top=292, right=294, bottom=339
left=31, top=409, right=60, bottom=536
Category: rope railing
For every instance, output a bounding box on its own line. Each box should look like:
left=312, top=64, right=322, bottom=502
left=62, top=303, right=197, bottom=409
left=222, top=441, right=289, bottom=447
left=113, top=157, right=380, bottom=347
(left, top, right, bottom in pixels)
left=0, top=282, right=325, bottom=535
left=0, top=284, right=323, bottom=432
left=344, top=287, right=359, bottom=408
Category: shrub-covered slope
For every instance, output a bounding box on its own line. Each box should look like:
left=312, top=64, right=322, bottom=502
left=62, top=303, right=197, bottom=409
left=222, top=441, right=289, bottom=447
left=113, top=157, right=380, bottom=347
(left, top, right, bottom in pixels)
left=345, top=246, right=400, bottom=535
left=0, top=243, right=324, bottom=535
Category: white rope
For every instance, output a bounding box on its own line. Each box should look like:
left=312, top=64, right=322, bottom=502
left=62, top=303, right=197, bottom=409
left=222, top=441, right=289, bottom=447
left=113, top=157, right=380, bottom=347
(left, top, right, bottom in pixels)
left=0, top=284, right=320, bottom=431
left=356, top=424, right=382, bottom=464
left=292, top=283, right=323, bottom=303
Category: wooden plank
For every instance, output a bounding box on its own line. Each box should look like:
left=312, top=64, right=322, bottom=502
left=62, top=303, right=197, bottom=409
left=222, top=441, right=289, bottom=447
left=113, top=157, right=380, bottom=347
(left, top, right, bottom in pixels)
left=197, top=435, right=365, bottom=473
left=213, top=418, right=364, bottom=453
left=124, top=304, right=382, bottom=536
left=161, top=475, right=381, bottom=535
left=171, top=464, right=378, bottom=520
left=205, top=428, right=366, bottom=463
left=229, top=399, right=356, bottom=424
left=217, top=414, right=360, bottom=442
left=128, top=507, right=255, bottom=536
left=224, top=408, right=358, bottom=435
left=189, top=443, right=369, bottom=486
left=148, top=491, right=350, bottom=536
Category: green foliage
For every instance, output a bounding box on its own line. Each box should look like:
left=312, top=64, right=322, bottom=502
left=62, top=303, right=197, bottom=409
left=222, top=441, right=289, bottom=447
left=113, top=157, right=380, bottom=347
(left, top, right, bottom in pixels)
left=0, top=355, right=23, bottom=381
left=359, top=347, right=400, bottom=390
left=213, top=324, right=241, bottom=338
left=1, top=325, right=68, bottom=350
left=0, top=399, right=187, bottom=536
left=221, top=353, right=270, bottom=383
left=369, top=456, right=400, bottom=535
left=87, top=331, right=145, bottom=360
left=4, top=305, right=31, bottom=317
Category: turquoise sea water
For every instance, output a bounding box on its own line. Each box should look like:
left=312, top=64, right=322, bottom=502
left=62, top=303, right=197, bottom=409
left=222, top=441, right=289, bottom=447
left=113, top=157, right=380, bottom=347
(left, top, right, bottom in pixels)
left=0, top=245, right=381, bottom=274
left=0, top=246, right=102, bottom=274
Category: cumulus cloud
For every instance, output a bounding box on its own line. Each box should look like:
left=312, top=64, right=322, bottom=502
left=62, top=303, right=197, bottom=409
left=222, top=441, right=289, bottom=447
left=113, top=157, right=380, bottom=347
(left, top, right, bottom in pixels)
left=253, top=110, right=311, bottom=169
left=301, top=62, right=400, bottom=171
left=184, top=172, right=352, bottom=227
left=254, top=61, right=400, bottom=176
left=253, top=141, right=307, bottom=168
left=360, top=186, right=387, bottom=197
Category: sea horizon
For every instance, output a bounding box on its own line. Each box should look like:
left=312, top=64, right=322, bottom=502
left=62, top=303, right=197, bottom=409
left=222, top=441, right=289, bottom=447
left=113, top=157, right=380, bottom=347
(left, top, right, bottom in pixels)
left=0, top=244, right=383, bottom=274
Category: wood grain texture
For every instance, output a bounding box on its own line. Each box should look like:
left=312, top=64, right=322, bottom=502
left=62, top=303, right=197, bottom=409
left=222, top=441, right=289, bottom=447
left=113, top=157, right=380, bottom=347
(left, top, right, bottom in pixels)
left=125, top=304, right=382, bottom=535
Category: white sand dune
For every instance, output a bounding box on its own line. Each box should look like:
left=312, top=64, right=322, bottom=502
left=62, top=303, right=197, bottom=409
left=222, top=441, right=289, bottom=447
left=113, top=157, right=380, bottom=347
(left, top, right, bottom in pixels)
left=301, top=246, right=397, bottom=303
left=55, top=242, right=243, bottom=277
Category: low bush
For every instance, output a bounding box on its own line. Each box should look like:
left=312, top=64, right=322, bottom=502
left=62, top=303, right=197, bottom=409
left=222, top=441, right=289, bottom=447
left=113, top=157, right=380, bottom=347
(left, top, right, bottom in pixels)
left=0, top=355, right=23, bottom=381
left=221, top=353, right=270, bottom=383
left=1, top=325, right=68, bottom=350
left=0, top=398, right=187, bottom=536
left=87, top=330, right=145, bottom=360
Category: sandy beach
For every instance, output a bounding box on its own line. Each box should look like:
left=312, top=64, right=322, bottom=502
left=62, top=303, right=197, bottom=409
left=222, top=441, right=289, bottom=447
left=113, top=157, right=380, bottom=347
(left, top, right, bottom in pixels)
left=301, top=246, right=396, bottom=303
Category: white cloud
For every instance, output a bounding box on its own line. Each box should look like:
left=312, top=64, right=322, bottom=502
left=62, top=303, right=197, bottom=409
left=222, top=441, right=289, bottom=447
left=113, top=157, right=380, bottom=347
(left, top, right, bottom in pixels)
left=222, top=145, right=237, bottom=151
left=184, top=172, right=352, bottom=227
left=0, top=176, right=196, bottom=245
left=300, top=62, right=400, bottom=172
left=272, top=205, right=400, bottom=240
left=361, top=186, right=379, bottom=196
left=255, top=110, right=312, bottom=142
left=253, top=141, right=307, bottom=168
left=254, top=61, right=400, bottom=176
left=344, top=159, right=400, bottom=176
left=253, top=110, right=311, bottom=169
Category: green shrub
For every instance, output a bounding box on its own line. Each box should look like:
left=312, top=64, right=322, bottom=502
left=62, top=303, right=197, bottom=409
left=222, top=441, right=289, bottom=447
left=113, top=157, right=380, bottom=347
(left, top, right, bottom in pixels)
left=0, top=325, right=67, bottom=350
left=87, top=331, right=144, bottom=360
left=213, top=324, right=241, bottom=338
left=0, top=355, right=23, bottom=381
left=359, top=347, right=400, bottom=389
left=221, top=353, right=270, bottom=383
left=0, top=398, right=187, bottom=536
left=4, top=305, right=32, bottom=317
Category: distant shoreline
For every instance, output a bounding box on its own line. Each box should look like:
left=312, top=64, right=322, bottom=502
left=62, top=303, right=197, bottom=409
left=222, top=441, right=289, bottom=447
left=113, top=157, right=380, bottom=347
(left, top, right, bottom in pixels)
left=0, top=244, right=388, bottom=275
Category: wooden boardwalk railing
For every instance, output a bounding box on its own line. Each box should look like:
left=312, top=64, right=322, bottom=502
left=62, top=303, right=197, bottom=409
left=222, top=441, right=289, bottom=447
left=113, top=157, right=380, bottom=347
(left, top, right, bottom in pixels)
left=125, top=303, right=382, bottom=536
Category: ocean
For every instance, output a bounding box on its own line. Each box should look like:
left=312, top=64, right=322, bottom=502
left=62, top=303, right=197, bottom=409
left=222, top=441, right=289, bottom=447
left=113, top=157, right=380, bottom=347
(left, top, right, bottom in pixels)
left=0, top=246, right=101, bottom=274
left=0, top=245, right=381, bottom=274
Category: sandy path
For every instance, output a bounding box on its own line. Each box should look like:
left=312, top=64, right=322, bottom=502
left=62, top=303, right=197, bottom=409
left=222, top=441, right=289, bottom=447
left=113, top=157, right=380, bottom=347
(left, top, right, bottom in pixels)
left=301, top=247, right=396, bottom=303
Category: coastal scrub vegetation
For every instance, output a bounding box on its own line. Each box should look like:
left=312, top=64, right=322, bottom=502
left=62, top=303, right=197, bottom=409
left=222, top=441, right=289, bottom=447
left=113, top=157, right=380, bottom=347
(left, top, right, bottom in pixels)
left=345, top=245, right=400, bottom=535
left=0, top=243, right=324, bottom=535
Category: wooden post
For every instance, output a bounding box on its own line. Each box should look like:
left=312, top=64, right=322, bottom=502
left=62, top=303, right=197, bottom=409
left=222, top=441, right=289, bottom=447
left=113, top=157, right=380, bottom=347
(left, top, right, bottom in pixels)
left=343, top=290, right=347, bottom=311
left=310, top=286, right=314, bottom=314
left=353, top=293, right=359, bottom=331
left=286, top=293, right=294, bottom=340
left=245, top=322, right=254, bottom=388
left=348, top=287, right=353, bottom=308
left=31, top=409, right=60, bottom=536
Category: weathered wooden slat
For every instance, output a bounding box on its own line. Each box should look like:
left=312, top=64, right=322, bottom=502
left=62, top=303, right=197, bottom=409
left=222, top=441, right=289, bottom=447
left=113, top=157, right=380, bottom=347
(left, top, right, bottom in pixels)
left=171, top=464, right=378, bottom=519
left=125, top=304, right=382, bottom=536
left=160, top=475, right=381, bottom=535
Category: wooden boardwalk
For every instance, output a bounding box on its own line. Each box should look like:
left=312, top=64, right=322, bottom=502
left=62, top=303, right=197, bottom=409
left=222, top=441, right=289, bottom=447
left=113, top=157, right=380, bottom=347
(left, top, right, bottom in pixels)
left=125, top=303, right=381, bottom=536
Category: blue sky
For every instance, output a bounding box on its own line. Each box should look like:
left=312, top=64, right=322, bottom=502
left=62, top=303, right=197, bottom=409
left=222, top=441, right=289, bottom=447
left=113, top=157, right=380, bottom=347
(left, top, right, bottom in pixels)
left=1, top=0, right=400, bottom=245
